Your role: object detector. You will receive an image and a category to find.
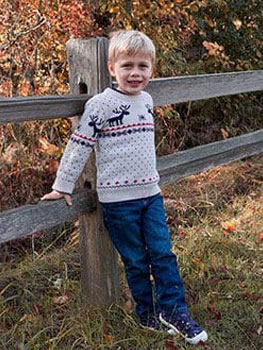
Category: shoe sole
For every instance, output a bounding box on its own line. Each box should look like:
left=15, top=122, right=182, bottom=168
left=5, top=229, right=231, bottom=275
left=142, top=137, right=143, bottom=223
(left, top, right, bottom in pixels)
left=159, top=314, right=208, bottom=345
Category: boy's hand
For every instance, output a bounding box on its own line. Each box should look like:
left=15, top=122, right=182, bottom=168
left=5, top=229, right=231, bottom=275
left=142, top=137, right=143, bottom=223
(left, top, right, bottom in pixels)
left=41, top=190, right=72, bottom=206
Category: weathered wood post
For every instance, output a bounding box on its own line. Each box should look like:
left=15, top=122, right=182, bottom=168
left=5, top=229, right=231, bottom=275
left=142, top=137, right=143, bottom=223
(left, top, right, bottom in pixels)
left=66, top=38, right=120, bottom=306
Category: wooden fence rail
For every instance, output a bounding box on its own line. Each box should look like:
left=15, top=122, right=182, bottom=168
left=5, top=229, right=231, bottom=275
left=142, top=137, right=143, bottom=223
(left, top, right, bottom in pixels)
left=0, top=188, right=97, bottom=245
left=0, top=37, right=262, bottom=307
left=1, top=70, right=263, bottom=123
left=1, top=128, right=263, bottom=245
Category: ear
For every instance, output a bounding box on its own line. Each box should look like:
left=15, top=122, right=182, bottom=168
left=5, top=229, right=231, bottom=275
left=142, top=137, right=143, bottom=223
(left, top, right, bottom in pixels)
left=107, top=61, right=115, bottom=77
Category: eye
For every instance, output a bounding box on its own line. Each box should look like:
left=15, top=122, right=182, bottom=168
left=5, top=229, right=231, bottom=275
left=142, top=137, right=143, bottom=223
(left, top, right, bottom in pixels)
left=140, top=63, right=150, bottom=69
left=121, top=63, right=132, bottom=68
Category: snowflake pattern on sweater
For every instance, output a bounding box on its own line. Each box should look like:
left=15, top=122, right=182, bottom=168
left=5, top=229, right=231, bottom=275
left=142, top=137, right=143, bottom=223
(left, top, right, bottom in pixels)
left=52, top=87, right=160, bottom=203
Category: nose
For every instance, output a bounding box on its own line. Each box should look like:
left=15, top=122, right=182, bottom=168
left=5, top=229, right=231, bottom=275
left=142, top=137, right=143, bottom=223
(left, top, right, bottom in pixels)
left=130, top=67, right=140, bottom=76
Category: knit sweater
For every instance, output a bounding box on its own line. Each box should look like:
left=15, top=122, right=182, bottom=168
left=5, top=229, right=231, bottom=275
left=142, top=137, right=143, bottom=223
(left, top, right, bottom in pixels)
left=52, top=87, right=160, bottom=203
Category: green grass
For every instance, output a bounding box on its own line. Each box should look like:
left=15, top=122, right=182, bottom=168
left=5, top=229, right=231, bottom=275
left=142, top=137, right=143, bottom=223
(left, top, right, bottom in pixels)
left=0, top=157, right=263, bottom=350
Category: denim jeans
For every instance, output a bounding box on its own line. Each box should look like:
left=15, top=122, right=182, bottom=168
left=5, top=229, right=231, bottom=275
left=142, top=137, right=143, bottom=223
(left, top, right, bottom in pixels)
left=101, top=193, right=187, bottom=320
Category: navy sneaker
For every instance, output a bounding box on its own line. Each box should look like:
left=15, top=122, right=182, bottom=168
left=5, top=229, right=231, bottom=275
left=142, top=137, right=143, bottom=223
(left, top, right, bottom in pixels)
left=159, top=311, right=208, bottom=345
left=139, top=316, right=175, bottom=334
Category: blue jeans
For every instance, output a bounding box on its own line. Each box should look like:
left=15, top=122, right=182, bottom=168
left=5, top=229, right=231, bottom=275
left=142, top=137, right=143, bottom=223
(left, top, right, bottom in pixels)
left=101, top=193, right=187, bottom=320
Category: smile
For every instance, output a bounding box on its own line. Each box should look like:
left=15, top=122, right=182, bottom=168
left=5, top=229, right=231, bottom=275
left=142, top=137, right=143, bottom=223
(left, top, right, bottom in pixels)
left=128, top=81, right=143, bottom=85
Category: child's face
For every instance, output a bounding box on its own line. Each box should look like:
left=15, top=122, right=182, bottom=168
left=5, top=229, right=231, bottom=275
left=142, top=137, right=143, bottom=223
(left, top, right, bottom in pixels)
left=108, top=53, right=153, bottom=95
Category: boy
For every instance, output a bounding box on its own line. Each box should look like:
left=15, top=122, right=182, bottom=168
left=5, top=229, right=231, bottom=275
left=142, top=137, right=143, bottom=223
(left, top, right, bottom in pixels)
left=41, top=30, right=208, bottom=345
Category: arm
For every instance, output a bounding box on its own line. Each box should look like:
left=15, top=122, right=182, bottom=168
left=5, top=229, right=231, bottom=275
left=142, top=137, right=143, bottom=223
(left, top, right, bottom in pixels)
left=41, top=97, right=106, bottom=204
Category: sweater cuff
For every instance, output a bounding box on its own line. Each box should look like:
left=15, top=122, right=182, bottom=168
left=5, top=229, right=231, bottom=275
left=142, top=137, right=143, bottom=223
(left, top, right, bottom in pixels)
left=52, top=177, right=75, bottom=195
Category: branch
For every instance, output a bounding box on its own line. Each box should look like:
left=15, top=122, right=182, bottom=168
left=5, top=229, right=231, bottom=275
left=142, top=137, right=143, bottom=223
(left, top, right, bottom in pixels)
left=0, top=11, right=47, bottom=51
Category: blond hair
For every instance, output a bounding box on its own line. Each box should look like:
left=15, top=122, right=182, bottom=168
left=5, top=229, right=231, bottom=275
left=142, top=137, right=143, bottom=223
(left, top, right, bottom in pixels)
left=108, top=30, right=156, bottom=63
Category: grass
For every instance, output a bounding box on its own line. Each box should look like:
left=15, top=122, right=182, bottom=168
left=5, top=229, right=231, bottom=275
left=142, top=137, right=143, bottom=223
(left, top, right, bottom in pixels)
left=0, top=157, right=263, bottom=350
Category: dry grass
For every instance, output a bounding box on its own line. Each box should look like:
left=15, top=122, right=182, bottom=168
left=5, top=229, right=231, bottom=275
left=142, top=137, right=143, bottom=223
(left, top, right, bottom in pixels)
left=0, top=157, right=263, bottom=350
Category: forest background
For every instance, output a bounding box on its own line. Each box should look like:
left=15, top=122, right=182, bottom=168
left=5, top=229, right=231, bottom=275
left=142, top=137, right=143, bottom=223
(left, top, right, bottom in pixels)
left=0, top=1, right=263, bottom=349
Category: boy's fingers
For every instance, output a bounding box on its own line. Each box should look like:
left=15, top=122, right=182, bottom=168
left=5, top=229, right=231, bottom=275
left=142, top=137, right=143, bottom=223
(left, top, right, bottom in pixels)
left=64, top=195, right=72, bottom=206
left=40, top=191, right=64, bottom=201
left=41, top=192, right=61, bottom=201
left=40, top=193, right=53, bottom=200
left=40, top=191, right=72, bottom=206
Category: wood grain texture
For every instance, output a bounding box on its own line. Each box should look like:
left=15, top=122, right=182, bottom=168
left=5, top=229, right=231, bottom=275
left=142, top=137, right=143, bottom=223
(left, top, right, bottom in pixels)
left=158, top=129, right=263, bottom=185
left=147, top=70, right=263, bottom=106
left=66, top=37, right=120, bottom=306
left=2, top=130, right=262, bottom=245
left=0, top=188, right=96, bottom=245
left=1, top=70, right=262, bottom=124
left=0, top=94, right=89, bottom=124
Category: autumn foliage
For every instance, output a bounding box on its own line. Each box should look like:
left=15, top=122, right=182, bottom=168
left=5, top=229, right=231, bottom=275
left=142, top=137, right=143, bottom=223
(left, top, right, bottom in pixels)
left=0, top=0, right=262, bottom=209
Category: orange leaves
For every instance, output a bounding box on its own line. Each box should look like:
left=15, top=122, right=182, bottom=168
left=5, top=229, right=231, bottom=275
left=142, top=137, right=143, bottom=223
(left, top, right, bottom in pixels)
left=202, top=41, right=225, bottom=57
left=18, top=79, right=31, bottom=96
left=103, top=334, right=114, bottom=345
left=59, top=0, right=96, bottom=38
left=205, top=16, right=216, bottom=28
left=221, top=127, right=229, bottom=140
left=0, top=80, right=12, bottom=97
left=188, top=3, right=199, bottom=13
left=38, top=137, right=61, bottom=157
left=221, top=219, right=239, bottom=233
left=233, top=19, right=242, bottom=30
left=37, top=137, right=61, bottom=174
left=202, top=40, right=230, bottom=67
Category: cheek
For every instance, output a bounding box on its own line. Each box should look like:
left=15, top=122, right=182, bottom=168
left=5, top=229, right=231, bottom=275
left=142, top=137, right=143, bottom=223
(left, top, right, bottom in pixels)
left=143, top=72, right=152, bottom=80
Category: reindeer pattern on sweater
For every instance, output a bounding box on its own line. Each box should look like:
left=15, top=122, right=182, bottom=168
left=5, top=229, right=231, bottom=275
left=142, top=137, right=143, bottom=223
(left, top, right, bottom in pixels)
left=52, top=87, right=160, bottom=203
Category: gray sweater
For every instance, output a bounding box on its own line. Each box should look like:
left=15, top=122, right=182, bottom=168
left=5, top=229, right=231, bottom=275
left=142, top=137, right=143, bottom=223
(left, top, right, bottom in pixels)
left=52, top=87, right=160, bottom=203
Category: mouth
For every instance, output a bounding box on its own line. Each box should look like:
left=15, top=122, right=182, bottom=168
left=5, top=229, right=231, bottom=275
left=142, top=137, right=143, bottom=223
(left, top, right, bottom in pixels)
left=128, top=80, right=143, bottom=86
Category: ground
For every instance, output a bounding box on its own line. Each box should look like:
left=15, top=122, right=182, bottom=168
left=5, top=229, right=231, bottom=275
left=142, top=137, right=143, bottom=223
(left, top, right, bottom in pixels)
left=0, top=156, right=262, bottom=350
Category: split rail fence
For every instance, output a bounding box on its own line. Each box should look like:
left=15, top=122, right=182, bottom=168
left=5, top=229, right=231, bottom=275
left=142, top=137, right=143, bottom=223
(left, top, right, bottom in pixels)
left=1, top=38, right=263, bottom=306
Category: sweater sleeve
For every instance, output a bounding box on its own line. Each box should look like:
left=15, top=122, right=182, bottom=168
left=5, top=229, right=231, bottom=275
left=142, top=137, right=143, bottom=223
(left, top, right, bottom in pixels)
left=52, top=97, right=107, bottom=194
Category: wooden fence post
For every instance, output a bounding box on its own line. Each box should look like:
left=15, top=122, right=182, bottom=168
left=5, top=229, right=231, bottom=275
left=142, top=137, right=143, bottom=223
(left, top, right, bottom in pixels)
left=66, top=38, right=120, bottom=306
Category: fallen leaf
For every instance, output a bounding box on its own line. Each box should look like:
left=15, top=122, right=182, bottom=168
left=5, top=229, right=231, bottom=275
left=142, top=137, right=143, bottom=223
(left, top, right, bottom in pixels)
left=103, top=334, right=114, bottom=344
left=219, top=265, right=228, bottom=272
left=33, top=304, right=40, bottom=313
left=19, top=314, right=28, bottom=323
left=19, top=313, right=36, bottom=323
left=207, top=306, right=222, bottom=320
left=221, top=220, right=238, bottom=233
left=178, top=229, right=187, bottom=237
left=165, top=339, right=178, bottom=350
left=242, top=292, right=262, bottom=301
left=53, top=294, right=69, bottom=305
